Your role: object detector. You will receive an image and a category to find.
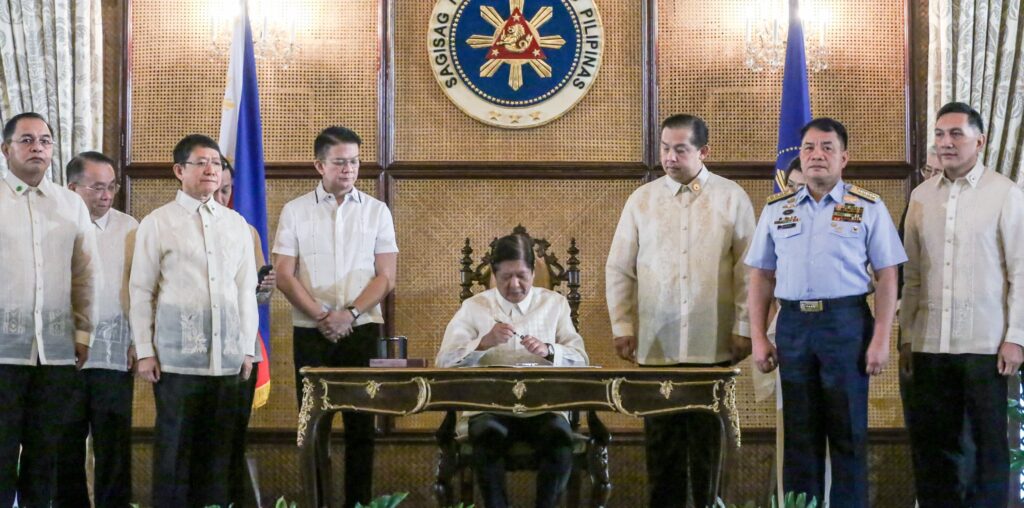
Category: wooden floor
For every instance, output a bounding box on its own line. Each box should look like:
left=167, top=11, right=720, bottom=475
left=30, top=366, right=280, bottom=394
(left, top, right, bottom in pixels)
left=126, top=432, right=917, bottom=507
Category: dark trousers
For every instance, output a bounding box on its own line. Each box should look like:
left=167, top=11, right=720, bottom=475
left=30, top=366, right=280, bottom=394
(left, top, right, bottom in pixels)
left=0, top=364, right=76, bottom=507
left=228, top=363, right=259, bottom=507
left=906, top=353, right=1008, bottom=508
left=54, top=368, right=134, bottom=508
left=898, top=347, right=976, bottom=503
left=776, top=301, right=872, bottom=508
left=294, top=324, right=379, bottom=508
left=468, top=413, right=573, bottom=508
left=152, top=372, right=240, bottom=508
left=644, top=412, right=721, bottom=508
left=643, top=362, right=726, bottom=508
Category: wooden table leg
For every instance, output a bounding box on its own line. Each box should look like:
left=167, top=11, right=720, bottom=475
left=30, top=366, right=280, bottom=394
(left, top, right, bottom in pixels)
left=715, top=378, right=742, bottom=503
left=298, top=378, right=327, bottom=508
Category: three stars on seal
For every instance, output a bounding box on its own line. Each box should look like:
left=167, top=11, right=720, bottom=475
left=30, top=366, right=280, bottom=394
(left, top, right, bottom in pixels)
left=465, top=0, right=567, bottom=91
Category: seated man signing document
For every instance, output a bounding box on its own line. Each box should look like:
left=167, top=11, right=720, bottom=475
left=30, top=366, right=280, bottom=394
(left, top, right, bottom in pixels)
left=435, top=233, right=589, bottom=508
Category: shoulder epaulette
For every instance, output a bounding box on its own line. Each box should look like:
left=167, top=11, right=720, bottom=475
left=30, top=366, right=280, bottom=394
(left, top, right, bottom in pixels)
left=766, top=188, right=796, bottom=205
left=848, top=185, right=880, bottom=203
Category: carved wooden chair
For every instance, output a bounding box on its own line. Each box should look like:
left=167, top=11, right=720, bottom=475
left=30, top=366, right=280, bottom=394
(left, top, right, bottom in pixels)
left=433, top=225, right=612, bottom=508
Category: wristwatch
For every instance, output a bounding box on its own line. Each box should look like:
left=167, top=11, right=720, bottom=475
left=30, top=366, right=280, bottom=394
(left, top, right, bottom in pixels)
left=346, top=305, right=361, bottom=320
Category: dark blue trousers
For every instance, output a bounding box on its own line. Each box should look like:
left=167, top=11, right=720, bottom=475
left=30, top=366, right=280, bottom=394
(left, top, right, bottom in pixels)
left=776, top=300, right=872, bottom=508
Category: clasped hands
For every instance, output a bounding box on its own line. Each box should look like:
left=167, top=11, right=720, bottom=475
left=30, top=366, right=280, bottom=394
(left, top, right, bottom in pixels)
left=318, top=308, right=355, bottom=342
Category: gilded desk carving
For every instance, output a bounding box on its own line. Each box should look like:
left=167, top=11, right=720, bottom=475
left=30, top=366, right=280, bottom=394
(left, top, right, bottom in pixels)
left=297, top=367, right=741, bottom=508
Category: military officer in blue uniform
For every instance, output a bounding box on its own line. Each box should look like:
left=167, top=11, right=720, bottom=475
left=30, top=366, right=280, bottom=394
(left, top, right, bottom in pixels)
left=745, top=118, right=907, bottom=508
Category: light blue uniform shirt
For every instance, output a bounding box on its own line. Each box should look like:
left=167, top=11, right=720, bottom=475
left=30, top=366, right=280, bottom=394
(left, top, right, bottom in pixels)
left=744, top=180, right=907, bottom=301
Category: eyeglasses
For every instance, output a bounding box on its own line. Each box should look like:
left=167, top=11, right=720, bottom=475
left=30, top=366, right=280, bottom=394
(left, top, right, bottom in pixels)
left=183, top=159, right=223, bottom=169
left=12, top=136, right=53, bottom=147
left=81, top=183, right=121, bottom=194
left=919, top=164, right=942, bottom=179
left=323, top=157, right=360, bottom=167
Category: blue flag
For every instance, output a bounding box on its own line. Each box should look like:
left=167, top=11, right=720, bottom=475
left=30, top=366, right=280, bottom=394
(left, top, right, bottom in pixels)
left=774, top=1, right=813, bottom=192
left=219, top=1, right=271, bottom=408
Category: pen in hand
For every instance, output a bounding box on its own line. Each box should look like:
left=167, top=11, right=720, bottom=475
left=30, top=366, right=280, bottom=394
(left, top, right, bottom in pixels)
left=494, top=318, right=527, bottom=343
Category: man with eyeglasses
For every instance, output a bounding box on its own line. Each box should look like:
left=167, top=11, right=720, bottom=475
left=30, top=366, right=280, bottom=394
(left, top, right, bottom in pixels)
left=53, top=151, right=138, bottom=507
left=917, top=146, right=942, bottom=181
left=0, top=112, right=98, bottom=506
left=130, top=134, right=257, bottom=507
left=273, top=126, right=398, bottom=508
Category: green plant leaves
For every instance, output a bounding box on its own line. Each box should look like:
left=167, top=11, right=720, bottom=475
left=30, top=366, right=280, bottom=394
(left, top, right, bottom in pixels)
left=354, top=492, right=410, bottom=508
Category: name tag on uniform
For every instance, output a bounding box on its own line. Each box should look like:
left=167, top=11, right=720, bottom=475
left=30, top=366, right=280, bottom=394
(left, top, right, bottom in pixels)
left=774, top=216, right=800, bottom=229
left=832, top=204, right=863, bottom=223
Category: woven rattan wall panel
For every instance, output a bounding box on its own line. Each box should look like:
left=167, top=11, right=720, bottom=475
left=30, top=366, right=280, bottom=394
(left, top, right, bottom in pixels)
left=127, top=176, right=379, bottom=428
left=129, top=0, right=379, bottom=163
left=391, top=178, right=645, bottom=430
left=657, top=0, right=907, bottom=163
left=393, top=0, right=643, bottom=162
left=392, top=176, right=907, bottom=431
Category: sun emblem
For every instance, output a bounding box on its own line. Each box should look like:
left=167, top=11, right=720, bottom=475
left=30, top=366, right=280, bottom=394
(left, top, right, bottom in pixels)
left=464, top=0, right=566, bottom=91
left=429, top=0, right=604, bottom=128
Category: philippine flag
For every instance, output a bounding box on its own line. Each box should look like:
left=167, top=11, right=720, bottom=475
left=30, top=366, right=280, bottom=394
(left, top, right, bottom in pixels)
left=218, top=0, right=271, bottom=409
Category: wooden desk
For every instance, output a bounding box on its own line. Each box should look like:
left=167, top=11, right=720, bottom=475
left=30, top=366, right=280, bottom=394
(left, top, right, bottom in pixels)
left=297, top=367, right=741, bottom=508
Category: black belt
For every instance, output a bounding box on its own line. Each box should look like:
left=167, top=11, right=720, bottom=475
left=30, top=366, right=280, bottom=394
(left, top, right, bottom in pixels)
left=778, top=294, right=867, bottom=313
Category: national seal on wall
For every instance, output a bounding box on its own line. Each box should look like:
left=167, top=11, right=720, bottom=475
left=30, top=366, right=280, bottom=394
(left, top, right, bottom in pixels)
left=429, top=0, right=604, bottom=129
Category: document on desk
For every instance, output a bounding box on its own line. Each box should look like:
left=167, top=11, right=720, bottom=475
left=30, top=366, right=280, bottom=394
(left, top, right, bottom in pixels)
left=476, top=349, right=553, bottom=367
left=472, top=349, right=601, bottom=368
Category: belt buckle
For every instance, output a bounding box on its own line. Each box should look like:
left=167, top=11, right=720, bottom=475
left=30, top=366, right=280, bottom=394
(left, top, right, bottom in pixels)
left=799, top=300, right=823, bottom=313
